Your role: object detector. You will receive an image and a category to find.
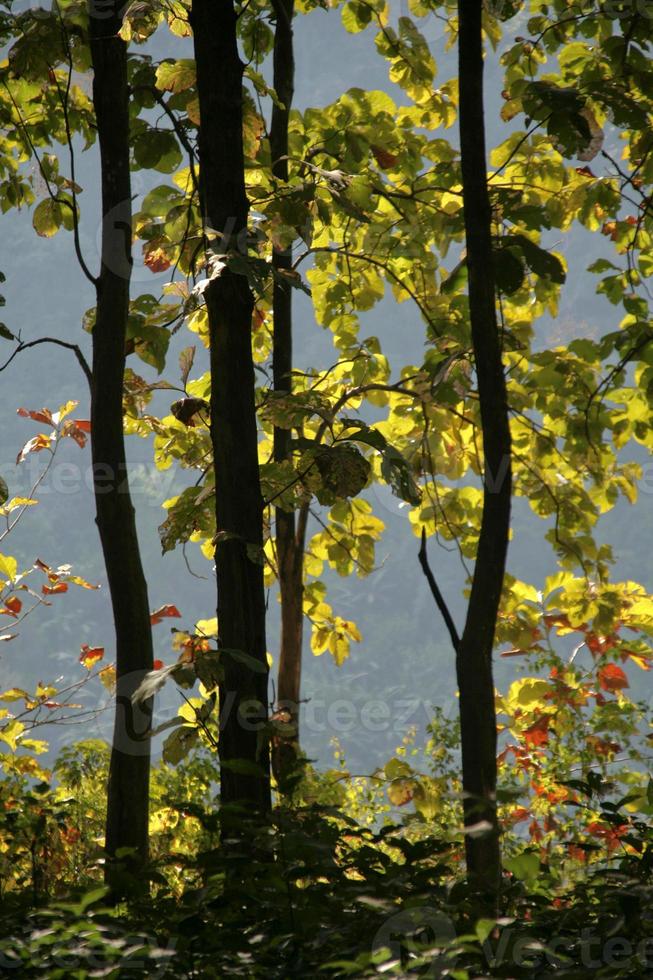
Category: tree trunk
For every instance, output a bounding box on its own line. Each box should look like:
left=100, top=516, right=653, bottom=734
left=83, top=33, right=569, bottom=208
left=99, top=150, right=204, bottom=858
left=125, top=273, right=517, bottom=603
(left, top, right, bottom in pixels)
left=89, top=1, right=154, bottom=895
left=191, top=0, right=271, bottom=816
left=269, top=0, right=303, bottom=792
left=456, top=0, right=512, bottom=897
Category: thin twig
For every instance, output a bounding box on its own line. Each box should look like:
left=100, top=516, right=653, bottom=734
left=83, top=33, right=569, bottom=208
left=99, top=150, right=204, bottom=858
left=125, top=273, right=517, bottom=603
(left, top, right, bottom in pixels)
left=53, top=11, right=97, bottom=286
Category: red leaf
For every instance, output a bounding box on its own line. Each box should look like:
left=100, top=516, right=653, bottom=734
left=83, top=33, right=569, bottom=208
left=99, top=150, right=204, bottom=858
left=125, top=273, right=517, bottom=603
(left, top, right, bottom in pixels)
left=371, top=144, right=398, bottom=169
left=4, top=596, right=22, bottom=615
left=17, top=407, right=54, bottom=426
left=153, top=659, right=164, bottom=670
left=586, top=821, right=628, bottom=851
left=61, top=419, right=89, bottom=448
left=34, top=558, right=51, bottom=573
left=598, top=663, right=629, bottom=692
left=42, top=582, right=68, bottom=595
left=575, top=166, right=595, bottom=177
left=150, top=604, right=182, bottom=625
left=80, top=644, right=104, bottom=669
left=522, top=714, right=550, bottom=748
left=586, top=632, right=616, bottom=656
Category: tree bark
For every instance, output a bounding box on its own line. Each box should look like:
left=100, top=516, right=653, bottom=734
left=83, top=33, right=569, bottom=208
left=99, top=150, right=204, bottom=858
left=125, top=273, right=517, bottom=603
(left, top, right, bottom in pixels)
left=88, top=0, right=154, bottom=895
left=191, top=0, right=271, bottom=815
left=269, top=0, right=303, bottom=792
left=456, top=0, right=512, bottom=897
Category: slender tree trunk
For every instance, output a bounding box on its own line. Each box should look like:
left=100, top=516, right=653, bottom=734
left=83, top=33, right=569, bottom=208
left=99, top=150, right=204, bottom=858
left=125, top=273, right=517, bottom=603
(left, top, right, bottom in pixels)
left=456, top=0, right=512, bottom=897
left=88, top=1, right=154, bottom=894
left=191, top=0, right=271, bottom=815
left=269, top=0, right=303, bottom=792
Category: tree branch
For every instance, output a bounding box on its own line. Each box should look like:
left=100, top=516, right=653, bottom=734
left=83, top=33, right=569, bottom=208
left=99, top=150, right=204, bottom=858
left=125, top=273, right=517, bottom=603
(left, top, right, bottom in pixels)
left=0, top=337, right=92, bottom=389
left=418, top=528, right=460, bottom=653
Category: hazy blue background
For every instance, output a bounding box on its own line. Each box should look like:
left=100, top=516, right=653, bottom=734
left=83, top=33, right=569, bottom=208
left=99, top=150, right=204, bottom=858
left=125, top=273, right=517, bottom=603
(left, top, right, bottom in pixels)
left=1, top=4, right=651, bottom=775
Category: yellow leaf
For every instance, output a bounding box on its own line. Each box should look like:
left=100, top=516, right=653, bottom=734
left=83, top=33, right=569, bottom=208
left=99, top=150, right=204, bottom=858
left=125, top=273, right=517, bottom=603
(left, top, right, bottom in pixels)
left=0, top=687, right=29, bottom=702
left=0, top=554, right=18, bottom=582
left=507, top=677, right=551, bottom=709
left=54, top=400, right=78, bottom=424
left=99, top=665, right=117, bottom=692
left=195, top=617, right=218, bottom=637
left=0, top=719, right=25, bottom=749
left=0, top=497, right=38, bottom=516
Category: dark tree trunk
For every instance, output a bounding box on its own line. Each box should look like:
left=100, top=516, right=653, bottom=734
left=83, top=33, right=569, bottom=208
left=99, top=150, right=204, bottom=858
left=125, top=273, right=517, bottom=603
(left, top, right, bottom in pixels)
left=456, top=0, right=512, bottom=897
left=88, top=1, right=154, bottom=895
left=191, top=0, right=271, bottom=815
left=269, top=0, right=303, bottom=792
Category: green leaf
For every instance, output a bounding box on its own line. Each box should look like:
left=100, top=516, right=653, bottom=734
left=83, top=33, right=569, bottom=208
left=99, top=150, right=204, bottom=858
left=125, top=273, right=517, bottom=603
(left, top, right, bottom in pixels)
left=440, top=258, right=467, bottom=295
left=0, top=478, right=8, bottom=506
left=504, top=851, right=540, bottom=881
left=159, top=485, right=214, bottom=554
left=511, top=233, right=566, bottom=285
left=494, top=245, right=525, bottom=295
left=179, top=345, right=196, bottom=387
left=221, top=758, right=267, bottom=777
left=301, top=444, right=371, bottom=505
left=0, top=323, right=14, bottom=341
left=155, top=58, right=196, bottom=94
left=339, top=418, right=388, bottom=452
left=33, top=199, right=63, bottom=238
left=647, top=778, right=653, bottom=807
left=162, top=725, right=199, bottom=765
left=133, top=129, right=183, bottom=173
left=381, top=446, right=421, bottom=506
left=127, top=320, right=171, bottom=373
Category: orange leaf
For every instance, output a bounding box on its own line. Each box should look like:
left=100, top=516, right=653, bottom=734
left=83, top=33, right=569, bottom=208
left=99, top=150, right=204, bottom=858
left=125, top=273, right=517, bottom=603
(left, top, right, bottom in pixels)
left=598, top=663, right=629, bottom=692
left=624, top=650, right=651, bottom=671
left=42, top=583, right=68, bottom=595
left=143, top=245, right=172, bottom=273
left=387, top=778, right=414, bottom=806
left=522, top=714, right=550, bottom=748
left=567, top=844, right=587, bottom=863
left=80, top=644, right=104, bottom=669
left=150, top=604, right=182, bottom=625
left=34, top=558, right=51, bottom=573
left=16, top=433, right=52, bottom=464
left=586, top=735, right=621, bottom=757
left=4, top=596, right=22, bottom=615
